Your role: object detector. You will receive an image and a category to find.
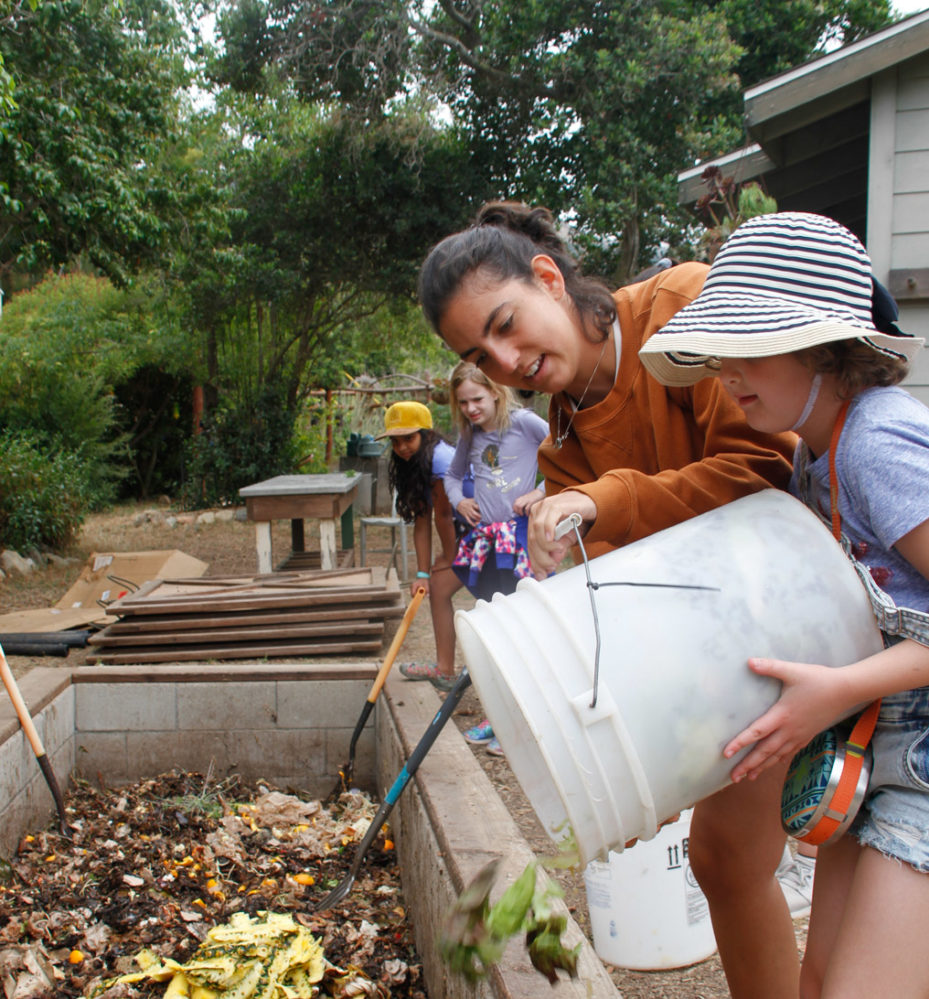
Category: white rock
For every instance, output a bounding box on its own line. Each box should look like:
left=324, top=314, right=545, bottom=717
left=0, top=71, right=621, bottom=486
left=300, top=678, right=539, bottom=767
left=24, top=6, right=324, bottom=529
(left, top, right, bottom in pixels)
left=47, top=553, right=81, bottom=568
left=1, top=550, right=35, bottom=575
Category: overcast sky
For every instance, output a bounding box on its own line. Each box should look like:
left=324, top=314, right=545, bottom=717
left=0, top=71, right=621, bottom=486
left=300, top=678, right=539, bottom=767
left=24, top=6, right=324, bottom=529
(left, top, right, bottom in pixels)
left=893, top=0, right=928, bottom=14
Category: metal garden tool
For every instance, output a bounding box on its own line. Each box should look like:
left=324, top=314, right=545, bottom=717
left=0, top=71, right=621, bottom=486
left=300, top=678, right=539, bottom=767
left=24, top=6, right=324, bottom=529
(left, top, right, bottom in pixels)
left=0, top=642, right=70, bottom=837
left=327, top=585, right=427, bottom=801
left=314, top=668, right=472, bottom=912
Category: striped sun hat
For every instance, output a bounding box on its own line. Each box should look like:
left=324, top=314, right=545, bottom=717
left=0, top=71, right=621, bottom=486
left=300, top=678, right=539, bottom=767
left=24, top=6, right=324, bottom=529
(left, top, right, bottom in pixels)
left=639, top=212, right=924, bottom=387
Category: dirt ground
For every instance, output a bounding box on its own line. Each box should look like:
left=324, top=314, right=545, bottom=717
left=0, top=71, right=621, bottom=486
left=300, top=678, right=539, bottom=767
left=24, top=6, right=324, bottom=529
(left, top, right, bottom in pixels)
left=0, top=504, right=809, bottom=998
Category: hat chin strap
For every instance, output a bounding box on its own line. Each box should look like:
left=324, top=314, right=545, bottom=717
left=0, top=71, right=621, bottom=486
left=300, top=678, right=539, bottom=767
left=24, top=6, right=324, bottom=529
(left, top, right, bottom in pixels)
left=791, top=373, right=823, bottom=432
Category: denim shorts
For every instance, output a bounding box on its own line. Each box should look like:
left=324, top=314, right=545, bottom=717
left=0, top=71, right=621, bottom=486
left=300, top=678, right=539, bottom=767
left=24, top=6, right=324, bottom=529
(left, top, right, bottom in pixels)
left=850, top=685, right=929, bottom=872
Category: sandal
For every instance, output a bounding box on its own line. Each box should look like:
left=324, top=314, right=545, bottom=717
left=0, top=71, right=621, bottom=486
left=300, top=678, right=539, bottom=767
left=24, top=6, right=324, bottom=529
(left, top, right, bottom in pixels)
left=399, top=661, right=460, bottom=692
left=399, top=661, right=441, bottom=681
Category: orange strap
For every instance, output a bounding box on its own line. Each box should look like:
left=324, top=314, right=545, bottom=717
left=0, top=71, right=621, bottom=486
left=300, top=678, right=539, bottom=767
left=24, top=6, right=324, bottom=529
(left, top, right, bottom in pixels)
left=799, top=698, right=880, bottom=845
left=802, top=399, right=879, bottom=846
left=828, top=399, right=850, bottom=543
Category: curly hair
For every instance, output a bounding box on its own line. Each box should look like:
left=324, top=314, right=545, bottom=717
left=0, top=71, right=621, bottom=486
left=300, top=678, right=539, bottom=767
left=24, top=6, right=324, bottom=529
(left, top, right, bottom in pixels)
left=388, top=429, right=444, bottom=522
left=418, top=200, right=616, bottom=344
left=796, top=340, right=909, bottom=398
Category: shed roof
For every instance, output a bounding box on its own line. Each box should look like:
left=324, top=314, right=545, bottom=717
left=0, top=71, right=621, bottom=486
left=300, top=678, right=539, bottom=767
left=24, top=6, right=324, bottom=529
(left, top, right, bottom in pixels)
left=678, top=8, right=929, bottom=239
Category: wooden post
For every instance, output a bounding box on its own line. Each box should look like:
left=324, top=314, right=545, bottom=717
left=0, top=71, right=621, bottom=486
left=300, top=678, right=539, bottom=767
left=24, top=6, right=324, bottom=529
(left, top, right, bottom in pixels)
left=319, top=519, right=337, bottom=570
left=255, top=522, right=273, bottom=574
left=325, top=389, right=334, bottom=466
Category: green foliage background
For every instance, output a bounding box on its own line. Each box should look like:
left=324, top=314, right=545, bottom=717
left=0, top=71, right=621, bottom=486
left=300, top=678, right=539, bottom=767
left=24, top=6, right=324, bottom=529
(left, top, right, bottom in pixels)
left=0, top=0, right=897, bottom=549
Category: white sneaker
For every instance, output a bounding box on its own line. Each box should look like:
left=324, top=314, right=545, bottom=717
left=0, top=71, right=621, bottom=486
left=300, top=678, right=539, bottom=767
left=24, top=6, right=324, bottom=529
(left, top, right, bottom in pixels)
left=777, top=845, right=815, bottom=919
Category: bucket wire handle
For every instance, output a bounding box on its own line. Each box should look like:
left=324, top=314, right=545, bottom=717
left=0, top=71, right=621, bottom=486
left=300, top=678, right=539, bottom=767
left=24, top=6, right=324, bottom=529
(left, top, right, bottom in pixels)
left=554, top=515, right=603, bottom=708
left=553, top=515, right=721, bottom=710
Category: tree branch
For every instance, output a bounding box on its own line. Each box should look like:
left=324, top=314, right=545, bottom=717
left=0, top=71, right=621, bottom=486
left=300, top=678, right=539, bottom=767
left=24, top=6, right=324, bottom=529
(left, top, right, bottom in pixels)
left=406, top=13, right=560, bottom=98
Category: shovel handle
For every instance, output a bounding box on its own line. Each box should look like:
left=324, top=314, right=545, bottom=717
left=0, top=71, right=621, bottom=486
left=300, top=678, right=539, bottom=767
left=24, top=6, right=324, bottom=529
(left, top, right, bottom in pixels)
left=367, top=586, right=426, bottom=704
left=0, top=644, right=46, bottom=757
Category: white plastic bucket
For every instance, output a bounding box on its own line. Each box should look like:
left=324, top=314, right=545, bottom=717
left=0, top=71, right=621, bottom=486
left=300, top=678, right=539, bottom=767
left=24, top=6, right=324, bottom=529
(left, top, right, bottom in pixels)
left=583, top=809, right=716, bottom=970
left=454, top=490, right=884, bottom=865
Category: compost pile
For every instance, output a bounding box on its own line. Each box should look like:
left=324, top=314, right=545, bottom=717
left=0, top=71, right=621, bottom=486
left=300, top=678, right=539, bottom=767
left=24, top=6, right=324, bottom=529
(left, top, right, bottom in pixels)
left=0, top=772, right=425, bottom=999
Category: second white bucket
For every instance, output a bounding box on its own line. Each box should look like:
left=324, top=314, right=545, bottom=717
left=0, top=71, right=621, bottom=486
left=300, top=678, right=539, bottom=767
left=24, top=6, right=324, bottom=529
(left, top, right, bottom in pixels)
left=584, top=809, right=716, bottom=970
left=454, top=490, right=884, bottom=865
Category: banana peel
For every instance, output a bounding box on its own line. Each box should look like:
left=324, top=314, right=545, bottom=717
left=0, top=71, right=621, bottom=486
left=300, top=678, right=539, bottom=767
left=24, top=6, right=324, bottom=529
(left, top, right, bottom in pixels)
left=86, top=911, right=326, bottom=998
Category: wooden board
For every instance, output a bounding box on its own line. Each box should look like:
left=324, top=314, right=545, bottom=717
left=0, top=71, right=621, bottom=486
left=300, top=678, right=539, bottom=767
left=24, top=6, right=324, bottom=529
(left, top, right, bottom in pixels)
left=108, top=568, right=401, bottom=617
left=88, top=620, right=384, bottom=648
left=87, top=636, right=384, bottom=664
left=99, top=603, right=404, bottom=635
left=85, top=566, right=403, bottom=663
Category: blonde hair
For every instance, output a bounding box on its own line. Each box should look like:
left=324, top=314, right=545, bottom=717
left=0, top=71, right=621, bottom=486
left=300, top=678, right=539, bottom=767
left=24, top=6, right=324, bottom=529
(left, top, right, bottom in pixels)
left=450, top=361, right=519, bottom=436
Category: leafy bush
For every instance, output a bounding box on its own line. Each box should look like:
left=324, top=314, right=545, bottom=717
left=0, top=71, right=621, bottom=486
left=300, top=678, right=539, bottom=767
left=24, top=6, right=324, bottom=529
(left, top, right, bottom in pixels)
left=181, top=386, right=299, bottom=509
left=0, top=431, right=93, bottom=552
left=0, top=272, right=188, bottom=501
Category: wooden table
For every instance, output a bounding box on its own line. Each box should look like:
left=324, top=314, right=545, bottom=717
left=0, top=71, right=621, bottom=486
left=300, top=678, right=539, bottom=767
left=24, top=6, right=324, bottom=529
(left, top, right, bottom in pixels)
left=239, top=473, right=359, bottom=573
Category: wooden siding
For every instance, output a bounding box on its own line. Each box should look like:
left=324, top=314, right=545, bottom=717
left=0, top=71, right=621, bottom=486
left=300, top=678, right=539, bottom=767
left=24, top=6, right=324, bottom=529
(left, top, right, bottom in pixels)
left=892, top=54, right=929, bottom=396
left=892, top=53, right=929, bottom=274
left=901, top=303, right=929, bottom=407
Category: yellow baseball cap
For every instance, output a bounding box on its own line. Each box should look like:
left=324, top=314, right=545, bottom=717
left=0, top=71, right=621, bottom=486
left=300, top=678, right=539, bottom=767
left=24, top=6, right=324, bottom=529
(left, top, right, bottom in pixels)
left=376, top=401, right=433, bottom=439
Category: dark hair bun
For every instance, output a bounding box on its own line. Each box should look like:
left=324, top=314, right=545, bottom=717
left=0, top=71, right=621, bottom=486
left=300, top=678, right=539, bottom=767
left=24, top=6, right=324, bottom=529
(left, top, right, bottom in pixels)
left=475, top=201, right=565, bottom=257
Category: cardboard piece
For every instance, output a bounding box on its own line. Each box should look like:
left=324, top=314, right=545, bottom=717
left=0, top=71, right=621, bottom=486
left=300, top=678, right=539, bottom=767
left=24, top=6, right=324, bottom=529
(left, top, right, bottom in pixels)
left=55, top=550, right=208, bottom=610
left=0, top=606, right=110, bottom=633
left=0, top=550, right=208, bottom=634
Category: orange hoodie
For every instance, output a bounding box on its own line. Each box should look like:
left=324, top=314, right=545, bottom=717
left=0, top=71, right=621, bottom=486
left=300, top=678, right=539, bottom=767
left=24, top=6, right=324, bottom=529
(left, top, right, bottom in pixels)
left=538, top=261, right=796, bottom=556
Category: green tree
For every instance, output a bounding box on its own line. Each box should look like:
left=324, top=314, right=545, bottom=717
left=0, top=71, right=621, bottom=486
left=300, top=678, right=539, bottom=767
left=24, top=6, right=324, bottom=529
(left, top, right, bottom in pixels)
left=0, top=0, right=188, bottom=287
left=165, top=91, right=485, bottom=498
left=176, top=92, right=486, bottom=411
left=0, top=272, right=190, bottom=502
left=211, top=0, right=892, bottom=279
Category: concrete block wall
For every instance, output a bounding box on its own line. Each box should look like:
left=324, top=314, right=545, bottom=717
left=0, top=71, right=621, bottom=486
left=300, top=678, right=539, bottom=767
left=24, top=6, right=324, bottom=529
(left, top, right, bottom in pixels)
left=0, top=669, right=74, bottom=858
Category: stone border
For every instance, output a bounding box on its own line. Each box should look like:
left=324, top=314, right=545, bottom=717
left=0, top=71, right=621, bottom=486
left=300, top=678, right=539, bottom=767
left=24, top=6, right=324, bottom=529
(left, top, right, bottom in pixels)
left=0, top=664, right=617, bottom=999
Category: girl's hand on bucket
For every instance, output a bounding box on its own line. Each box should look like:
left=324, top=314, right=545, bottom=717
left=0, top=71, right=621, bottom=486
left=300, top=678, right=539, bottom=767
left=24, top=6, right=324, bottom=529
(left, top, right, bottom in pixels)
left=724, top=657, right=848, bottom=782
left=527, top=492, right=597, bottom=577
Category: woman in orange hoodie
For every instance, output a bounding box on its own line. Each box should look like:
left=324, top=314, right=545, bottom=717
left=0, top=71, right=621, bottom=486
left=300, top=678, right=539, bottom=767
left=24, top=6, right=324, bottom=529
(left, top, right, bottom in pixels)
left=418, top=200, right=799, bottom=999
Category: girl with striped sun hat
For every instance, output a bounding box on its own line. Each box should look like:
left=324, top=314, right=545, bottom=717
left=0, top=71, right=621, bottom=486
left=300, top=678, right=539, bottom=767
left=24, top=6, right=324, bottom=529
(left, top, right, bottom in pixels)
left=641, top=211, right=929, bottom=998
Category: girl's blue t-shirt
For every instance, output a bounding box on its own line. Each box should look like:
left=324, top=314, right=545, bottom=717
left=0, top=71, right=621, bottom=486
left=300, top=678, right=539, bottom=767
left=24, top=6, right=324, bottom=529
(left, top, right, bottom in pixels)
left=791, top=386, right=929, bottom=612
left=431, top=440, right=454, bottom=481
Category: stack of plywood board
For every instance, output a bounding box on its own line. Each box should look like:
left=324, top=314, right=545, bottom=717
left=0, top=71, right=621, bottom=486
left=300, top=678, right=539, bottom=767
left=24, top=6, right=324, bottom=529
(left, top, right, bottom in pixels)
left=86, top=566, right=403, bottom=664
